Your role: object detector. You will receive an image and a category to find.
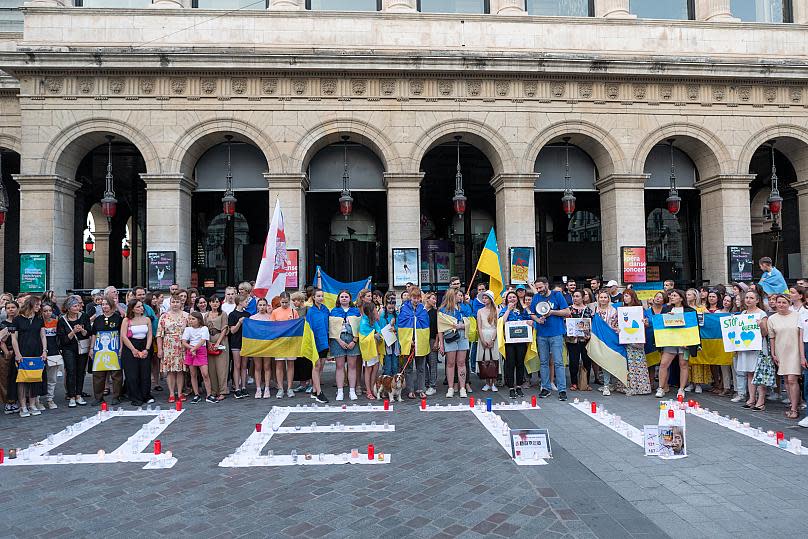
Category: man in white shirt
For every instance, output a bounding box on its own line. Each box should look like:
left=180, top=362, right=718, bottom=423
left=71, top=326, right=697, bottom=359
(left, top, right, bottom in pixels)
left=160, top=283, right=180, bottom=313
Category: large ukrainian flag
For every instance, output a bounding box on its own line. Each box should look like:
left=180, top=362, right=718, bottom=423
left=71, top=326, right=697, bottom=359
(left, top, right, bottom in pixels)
left=693, top=312, right=733, bottom=365
left=643, top=308, right=661, bottom=367
left=651, top=311, right=701, bottom=348
left=496, top=318, right=539, bottom=373
left=475, top=228, right=504, bottom=305
left=585, top=315, right=628, bottom=385
left=241, top=318, right=320, bottom=365
left=315, top=266, right=372, bottom=309
left=398, top=301, right=430, bottom=357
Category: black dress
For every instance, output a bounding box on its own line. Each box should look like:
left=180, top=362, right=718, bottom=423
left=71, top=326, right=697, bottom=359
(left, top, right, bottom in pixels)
left=15, top=315, right=45, bottom=397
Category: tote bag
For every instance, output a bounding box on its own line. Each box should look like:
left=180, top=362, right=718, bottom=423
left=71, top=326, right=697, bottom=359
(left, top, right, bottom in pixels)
left=16, top=357, right=44, bottom=383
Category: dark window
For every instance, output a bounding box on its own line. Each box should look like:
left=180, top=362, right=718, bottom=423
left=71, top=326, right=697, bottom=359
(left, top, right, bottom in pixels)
left=525, top=0, right=593, bottom=17
left=731, top=0, right=792, bottom=23
left=191, top=0, right=268, bottom=8
left=418, top=0, right=490, bottom=14
left=630, top=0, right=694, bottom=20
left=306, top=0, right=381, bottom=10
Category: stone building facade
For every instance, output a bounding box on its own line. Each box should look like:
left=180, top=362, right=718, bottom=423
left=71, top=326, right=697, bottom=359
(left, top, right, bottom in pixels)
left=0, top=0, right=806, bottom=294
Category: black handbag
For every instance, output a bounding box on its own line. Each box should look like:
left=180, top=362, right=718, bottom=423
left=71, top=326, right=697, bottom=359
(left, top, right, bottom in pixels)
left=478, top=347, right=498, bottom=379
left=443, top=329, right=460, bottom=343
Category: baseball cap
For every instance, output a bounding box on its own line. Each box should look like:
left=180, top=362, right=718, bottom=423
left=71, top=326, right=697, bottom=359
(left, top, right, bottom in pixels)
left=606, top=280, right=619, bottom=288
left=515, top=284, right=526, bottom=291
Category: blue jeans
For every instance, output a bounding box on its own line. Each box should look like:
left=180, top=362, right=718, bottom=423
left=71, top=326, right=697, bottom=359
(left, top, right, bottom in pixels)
left=383, top=353, right=399, bottom=376
left=538, top=334, right=566, bottom=392
left=803, top=344, right=808, bottom=404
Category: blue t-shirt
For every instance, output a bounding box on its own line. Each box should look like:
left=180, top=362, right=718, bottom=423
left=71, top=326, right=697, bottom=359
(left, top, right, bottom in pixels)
left=530, top=290, right=569, bottom=338
left=499, top=305, right=531, bottom=322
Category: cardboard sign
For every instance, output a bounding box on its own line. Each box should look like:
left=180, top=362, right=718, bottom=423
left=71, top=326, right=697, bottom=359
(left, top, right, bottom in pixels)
left=618, top=306, right=645, bottom=344
left=510, top=428, right=552, bottom=460
left=662, top=313, right=685, bottom=327
left=720, top=313, right=763, bottom=352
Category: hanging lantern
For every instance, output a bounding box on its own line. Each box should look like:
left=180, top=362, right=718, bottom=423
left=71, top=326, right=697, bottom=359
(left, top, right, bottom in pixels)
left=84, top=236, right=95, bottom=253
left=452, top=135, right=467, bottom=217
left=121, top=241, right=131, bottom=259
left=561, top=137, right=576, bottom=218
left=666, top=138, right=681, bottom=216
left=767, top=141, right=783, bottom=216
left=101, top=135, right=117, bottom=222
left=339, top=135, right=353, bottom=218
left=0, top=151, right=7, bottom=229
left=221, top=135, right=237, bottom=219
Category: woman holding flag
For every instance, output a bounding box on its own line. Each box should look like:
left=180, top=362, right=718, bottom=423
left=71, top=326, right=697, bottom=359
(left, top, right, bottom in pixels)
left=329, top=290, right=361, bottom=401
left=305, top=289, right=330, bottom=404
left=592, top=291, right=619, bottom=396
left=398, top=288, right=430, bottom=399
left=358, top=301, right=382, bottom=400
left=655, top=289, right=696, bottom=399
left=438, top=289, right=471, bottom=398
left=249, top=297, right=274, bottom=399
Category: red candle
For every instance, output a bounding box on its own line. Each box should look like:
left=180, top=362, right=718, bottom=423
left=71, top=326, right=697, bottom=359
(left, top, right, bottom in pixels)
left=367, top=443, right=374, bottom=460
left=255, top=423, right=262, bottom=433
left=687, top=399, right=695, bottom=408
left=591, top=401, right=597, bottom=414
left=668, top=409, right=674, bottom=419
left=420, top=398, right=426, bottom=410
left=531, top=395, right=537, bottom=408
left=383, top=399, right=389, bottom=411
left=0, top=448, right=4, bottom=464
left=154, top=440, right=161, bottom=455
left=469, top=397, right=475, bottom=407
left=776, top=431, right=784, bottom=442
left=101, top=401, right=108, bottom=412
left=677, top=394, right=684, bottom=403
left=175, top=399, right=182, bottom=412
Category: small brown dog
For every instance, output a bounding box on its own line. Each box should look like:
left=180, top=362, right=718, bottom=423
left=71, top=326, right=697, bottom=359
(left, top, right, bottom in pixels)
left=374, top=373, right=405, bottom=402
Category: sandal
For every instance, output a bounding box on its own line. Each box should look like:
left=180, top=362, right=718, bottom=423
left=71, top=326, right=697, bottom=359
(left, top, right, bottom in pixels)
left=417, top=391, right=427, bottom=399
left=742, top=402, right=754, bottom=409
left=751, top=405, right=765, bottom=412
left=365, top=392, right=376, bottom=400
left=785, top=410, right=799, bottom=419
left=570, top=384, right=578, bottom=391
left=407, top=392, right=416, bottom=400
left=103, top=388, right=110, bottom=396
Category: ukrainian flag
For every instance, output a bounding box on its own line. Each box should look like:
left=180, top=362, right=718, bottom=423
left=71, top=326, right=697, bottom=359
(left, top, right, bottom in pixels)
left=241, top=318, right=320, bottom=365
left=328, top=306, right=361, bottom=339
left=359, top=316, right=384, bottom=365
left=643, top=309, right=661, bottom=367
left=650, top=311, right=701, bottom=348
left=475, top=228, right=504, bottom=305
left=496, top=318, right=539, bottom=373
left=585, top=315, right=629, bottom=385
left=315, top=266, right=372, bottom=309
left=398, top=301, right=430, bottom=357
left=693, top=312, right=733, bottom=365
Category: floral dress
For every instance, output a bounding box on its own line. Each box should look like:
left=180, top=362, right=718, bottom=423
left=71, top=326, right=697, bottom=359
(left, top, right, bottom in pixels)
left=157, top=311, right=188, bottom=373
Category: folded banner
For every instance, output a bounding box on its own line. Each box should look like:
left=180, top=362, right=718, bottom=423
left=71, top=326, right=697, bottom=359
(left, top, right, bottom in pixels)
left=694, top=312, right=733, bottom=365
left=315, top=266, right=372, bottom=310
left=496, top=318, right=539, bottom=373
left=651, top=311, right=700, bottom=348
left=585, top=315, right=629, bottom=385
left=398, top=300, right=430, bottom=357
left=16, top=357, right=44, bottom=383
left=241, top=318, right=320, bottom=365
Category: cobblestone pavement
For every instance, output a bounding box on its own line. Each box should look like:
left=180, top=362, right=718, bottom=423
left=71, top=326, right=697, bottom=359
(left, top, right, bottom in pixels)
left=1, top=365, right=807, bottom=538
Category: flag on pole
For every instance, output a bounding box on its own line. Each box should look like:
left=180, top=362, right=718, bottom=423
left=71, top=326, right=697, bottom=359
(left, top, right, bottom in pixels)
left=475, top=228, right=504, bottom=304
left=254, top=199, right=289, bottom=301
left=315, top=266, right=372, bottom=309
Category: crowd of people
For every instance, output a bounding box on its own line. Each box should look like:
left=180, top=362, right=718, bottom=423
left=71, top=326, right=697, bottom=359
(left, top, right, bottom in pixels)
left=1, top=256, right=807, bottom=428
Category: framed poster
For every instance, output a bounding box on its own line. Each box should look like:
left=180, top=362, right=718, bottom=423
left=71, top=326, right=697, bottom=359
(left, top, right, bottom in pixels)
left=727, top=246, right=753, bottom=282
left=392, top=248, right=419, bottom=287
left=19, top=253, right=49, bottom=294
left=285, top=249, right=299, bottom=289
left=565, top=317, right=591, bottom=339
left=509, top=428, right=552, bottom=460
left=509, top=247, right=535, bottom=285
left=620, top=246, right=647, bottom=284
left=505, top=320, right=532, bottom=343
left=147, top=251, right=176, bottom=290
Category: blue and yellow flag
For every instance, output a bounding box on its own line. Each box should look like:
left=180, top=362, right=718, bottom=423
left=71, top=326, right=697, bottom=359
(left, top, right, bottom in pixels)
left=650, top=311, right=700, bottom=348
left=496, top=318, right=539, bottom=373
left=475, top=228, right=504, bottom=305
left=693, top=312, right=733, bottom=365
left=315, top=266, right=372, bottom=309
left=585, top=315, right=628, bottom=385
left=241, top=318, right=320, bottom=365
left=398, top=301, right=430, bottom=357
left=642, top=308, right=661, bottom=366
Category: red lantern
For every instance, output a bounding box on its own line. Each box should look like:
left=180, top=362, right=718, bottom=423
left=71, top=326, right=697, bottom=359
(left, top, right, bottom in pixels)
left=0, top=210, right=5, bottom=228
left=767, top=191, right=783, bottom=216
left=339, top=191, right=353, bottom=217
left=222, top=190, right=236, bottom=217
left=452, top=192, right=467, bottom=217
left=84, top=237, right=95, bottom=253
left=561, top=190, right=576, bottom=218
left=121, top=244, right=131, bottom=259
left=101, top=197, right=117, bottom=220
left=666, top=192, right=681, bottom=216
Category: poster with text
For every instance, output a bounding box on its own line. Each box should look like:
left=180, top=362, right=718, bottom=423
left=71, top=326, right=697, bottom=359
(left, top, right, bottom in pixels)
left=621, top=246, right=647, bottom=283
left=509, top=247, right=535, bottom=285
left=727, top=246, right=753, bottom=282
left=19, top=253, right=48, bottom=294
left=509, top=428, right=552, bottom=460
left=285, top=249, right=299, bottom=289
left=720, top=313, right=763, bottom=352
left=393, top=248, right=419, bottom=287
left=618, top=306, right=646, bottom=344
left=147, top=251, right=176, bottom=290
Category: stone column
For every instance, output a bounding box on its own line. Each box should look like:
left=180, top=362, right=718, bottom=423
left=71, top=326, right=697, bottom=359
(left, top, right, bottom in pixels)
left=268, top=0, right=303, bottom=9
left=266, top=172, right=308, bottom=289
left=695, top=175, right=756, bottom=284
left=792, top=180, right=808, bottom=276
left=383, top=0, right=416, bottom=11
left=594, top=0, right=636, bottom=18
left=494, top=0, right=527, bottom=15
left=92, top=230, right=111, bottom=289
left=384, top=172, right=423, bottom=290
left=795, top=2, right=808, bottom=24
left=14, top=175, right=81, bottom=294
left=695, top=0, right=739, bottom=21
left=141, top=173, right=195, bottom=288
left=152, top=0, right=189, bottom=7
left=596, top=174, right=647, bottom=282
left=491, top=173, right=537, bottom=284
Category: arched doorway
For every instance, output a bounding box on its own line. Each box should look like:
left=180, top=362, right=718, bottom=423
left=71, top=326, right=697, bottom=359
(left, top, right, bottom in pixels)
left=73, top=137, right=147, bottom=289
left=190, top=137, right=269, bottom=290
left=534, top=140, right=601, bottom=282
left=420, top=137, right=496, bottom=289
left=0, top=149, right=20, bottom=292
left=306, top=139, right=387, bottom=286
left=643, top=142, right=701, bottom=286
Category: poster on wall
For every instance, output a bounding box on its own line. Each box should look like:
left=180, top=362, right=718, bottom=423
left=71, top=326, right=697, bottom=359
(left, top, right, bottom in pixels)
left=393, top=248, right=419, bottom=287
left=285, top=249, right=299, bottom=289
left=509, top=247, right=535, bottom=285
left=147, top=251, right=176, bottom=290
left=421, top=240, right=452, bottom=287
left=727, top=246, right=753, bottom=282
left=620, top=246, right=647, bottom=283
left=20, top=253, right=49, bottom=294
left=617, top=306, right=646, bottom=344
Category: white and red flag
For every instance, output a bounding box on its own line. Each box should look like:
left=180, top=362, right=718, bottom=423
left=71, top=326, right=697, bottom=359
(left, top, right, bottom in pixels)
left=253, top=199, right=289, bottom=301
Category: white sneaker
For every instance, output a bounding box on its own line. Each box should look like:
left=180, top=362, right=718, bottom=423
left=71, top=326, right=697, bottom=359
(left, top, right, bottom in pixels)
left=34, top=400, right=46, bottom=411
left=68, top=398, right=77, bottom=408
left=491, top=385, right=498, bottom=392
left=798, top=416, right=808, bottom=428
left=336, top=389, right=344, bottom=401
left=287, top=389, right=295, bottom=398
left=767, top=392, right=781, bottom=402
left=550, top=383, right=558, bottom=392
left=46, top=400, right=58, bottom=410
left=255, top=389, right=262, bottom=399
left=425, top=387, right=436, bottom=396
left=655, top=388, right=665, bottom=398
left=482, top=384, right=490, bottom=392
left=76, top=397, right=87, bottom=406
left=262, top=388, right=271, bottom=399
left=602, top=387, right=611, bottom=396
left=276, top=390, right=283, bottom=399
left=677, top=388, right=685, bottom=399
left=730, top=394, right=745, bottom=402
left=30, top=407, right=41, bottom=416
left=800, top=402, right=807, bottom=410
left=684, top=384, right=693, bottom=392
left=694, top=385, right=702, bottom=394
left=349, top=389, right=358, bottom=401
left=19, top=407, right=30, bottom=418
left=446, top=388, right=455, bottom=398
left=459, top=388, right=468, bottom=398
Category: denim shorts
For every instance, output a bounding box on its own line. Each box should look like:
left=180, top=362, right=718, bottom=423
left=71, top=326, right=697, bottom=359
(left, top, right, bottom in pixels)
left=443, top=331, right=469, bottom=353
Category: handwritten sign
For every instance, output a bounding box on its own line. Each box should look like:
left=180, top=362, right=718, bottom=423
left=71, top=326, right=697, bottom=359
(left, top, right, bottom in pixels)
left=618, top=306, right=645, bottom=344
left=662, top=313, right=685, bottom=328
left=720, top=314, right=763, bottom=352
